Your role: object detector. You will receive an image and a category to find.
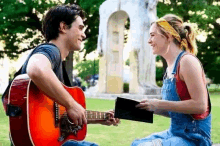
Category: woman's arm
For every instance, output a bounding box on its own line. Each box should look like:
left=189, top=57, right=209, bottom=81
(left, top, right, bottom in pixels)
left=154, top=108, right=170, bottom=118
left=173, top=54, right=207, bottom=114
left=137, top=55, right=208, bottom=114
left=137, top=99, right=170, bottom=117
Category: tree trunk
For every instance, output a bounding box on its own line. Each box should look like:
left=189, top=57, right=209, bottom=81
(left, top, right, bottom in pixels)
left=64, top=52, right=74, bottom=85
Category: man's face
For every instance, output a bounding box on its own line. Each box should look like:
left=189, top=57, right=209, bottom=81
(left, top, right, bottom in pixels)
left=66, top=16, right=86, bottom=51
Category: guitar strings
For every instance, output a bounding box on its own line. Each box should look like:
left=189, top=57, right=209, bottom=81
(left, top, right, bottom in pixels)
left=61, top=112, right=107, bottom=120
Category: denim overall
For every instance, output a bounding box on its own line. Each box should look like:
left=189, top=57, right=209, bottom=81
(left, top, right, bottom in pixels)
left=131, top=51, right=212, bottom=146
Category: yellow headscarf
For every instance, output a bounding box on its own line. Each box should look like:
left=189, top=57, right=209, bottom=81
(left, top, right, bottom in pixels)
left=156, top=18, right=188, bottom=50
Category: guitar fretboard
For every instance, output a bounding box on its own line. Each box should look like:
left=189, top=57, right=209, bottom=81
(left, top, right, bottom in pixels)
left=86, top=111, right=108, bottom=121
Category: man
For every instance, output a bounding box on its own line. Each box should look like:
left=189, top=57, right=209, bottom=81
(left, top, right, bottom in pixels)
left=16, top=4, right=119, bottom=146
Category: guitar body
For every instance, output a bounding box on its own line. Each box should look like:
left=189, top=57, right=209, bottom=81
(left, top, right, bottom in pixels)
left=8, top=74, right=87, bottom=146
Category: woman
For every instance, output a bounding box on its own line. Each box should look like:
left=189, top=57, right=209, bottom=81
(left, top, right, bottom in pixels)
left=132, top=14, right=212, bottom=146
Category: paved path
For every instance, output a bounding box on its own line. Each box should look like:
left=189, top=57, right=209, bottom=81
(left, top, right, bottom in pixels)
left=213, top=144, right=220, bottom=146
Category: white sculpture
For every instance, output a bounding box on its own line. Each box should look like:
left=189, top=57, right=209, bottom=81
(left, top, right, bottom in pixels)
left=98, top=0, right=160, bottom=94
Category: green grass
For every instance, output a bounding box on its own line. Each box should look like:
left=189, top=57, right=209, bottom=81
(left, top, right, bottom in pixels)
left=208, top=84, right=220, bottom=93
left=84, top=99, right=170, bottom=146
left=0, top=95, right=220, bottom=146
left=0, top=104, right=10, bottom=146
left=209, top=94, right=220, bottom=144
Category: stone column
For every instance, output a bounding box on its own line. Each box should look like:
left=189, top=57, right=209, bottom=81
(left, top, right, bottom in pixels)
left=0, top=56, right=9, bottom=94
left=106, top=11, right=128, bottom=94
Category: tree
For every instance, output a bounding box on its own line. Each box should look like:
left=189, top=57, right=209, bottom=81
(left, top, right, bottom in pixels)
left=0, top=0, right=56, bottom=58
left=0, top=0, right=105, bottom=82
left=1, top=0, right=219, bottom=83
left=74, top=59, right=99, bottom=81
left=76, top=0, right=105, bottom=57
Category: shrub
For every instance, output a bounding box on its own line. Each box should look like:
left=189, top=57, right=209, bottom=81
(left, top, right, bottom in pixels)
left=123, top=83, right=129, bottom=93
left=156, top=80, right=163, bottom=87
left=74, top=59, right=99, bottom=80
left=156, top=66, right=164, bottom=81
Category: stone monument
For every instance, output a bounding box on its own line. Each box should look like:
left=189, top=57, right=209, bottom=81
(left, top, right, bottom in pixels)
left=0, top=56, right=9, bottom=94
left=97, top=0, right=160, bottom=96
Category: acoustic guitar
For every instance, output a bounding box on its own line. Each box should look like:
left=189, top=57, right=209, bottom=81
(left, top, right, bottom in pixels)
left=7, top=74, right=109, bottom=146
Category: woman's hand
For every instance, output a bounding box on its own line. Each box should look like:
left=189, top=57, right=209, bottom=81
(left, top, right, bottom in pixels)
left=136, top=99, right=160, bottom=111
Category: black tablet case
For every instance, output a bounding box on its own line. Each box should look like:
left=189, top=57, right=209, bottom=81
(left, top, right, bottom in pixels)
left=114, top=97, right=153, bottom=123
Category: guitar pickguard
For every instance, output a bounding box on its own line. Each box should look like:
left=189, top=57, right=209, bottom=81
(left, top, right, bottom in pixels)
left=58, top=114, right=82, bottom=142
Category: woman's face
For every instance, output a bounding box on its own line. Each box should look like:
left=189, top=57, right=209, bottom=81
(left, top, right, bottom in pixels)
left=148, top=23, right=169, bottom=55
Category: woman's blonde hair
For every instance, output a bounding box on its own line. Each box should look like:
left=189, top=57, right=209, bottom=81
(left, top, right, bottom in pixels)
left=156, top=14, right=198, bottom=55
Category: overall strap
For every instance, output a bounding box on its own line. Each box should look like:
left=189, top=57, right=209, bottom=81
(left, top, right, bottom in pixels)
left=172, top=51, right=185, bottom=75
left=163, top=51, right=185, bottom=80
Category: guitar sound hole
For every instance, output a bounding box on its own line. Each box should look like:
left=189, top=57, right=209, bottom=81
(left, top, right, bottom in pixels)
left=61, top=124, right=65, bottom=128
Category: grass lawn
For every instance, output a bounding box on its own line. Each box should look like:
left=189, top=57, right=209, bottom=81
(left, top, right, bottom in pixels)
left=0, top=94, right=220, bottom=146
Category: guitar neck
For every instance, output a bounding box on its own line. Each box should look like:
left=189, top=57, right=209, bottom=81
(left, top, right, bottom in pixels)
left=86, top=111, right=108, bottom=121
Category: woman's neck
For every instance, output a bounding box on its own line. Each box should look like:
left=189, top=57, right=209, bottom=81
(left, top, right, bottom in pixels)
left=161, top=43, right=182, bottom=67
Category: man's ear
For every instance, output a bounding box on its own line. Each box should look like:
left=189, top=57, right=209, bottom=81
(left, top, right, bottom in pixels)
left=59, top=22, right=67, bottom=34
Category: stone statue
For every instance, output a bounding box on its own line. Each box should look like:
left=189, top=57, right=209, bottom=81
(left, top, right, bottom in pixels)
left=97, top=0, right=160, bottom=95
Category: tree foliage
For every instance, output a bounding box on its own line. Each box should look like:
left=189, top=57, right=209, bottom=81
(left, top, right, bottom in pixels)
left=0, top=0, right=56, bottom=58
left=0, top=0, right=105, bottom=59
left=0, top=0, right=105, bottom=81
left=0, top=0, right=220, bottom=83
left=157, top=0, right=220, bottom=83
left=75, top=0, right=105, bottom=57
left=74, top=59, right=99, bottom=80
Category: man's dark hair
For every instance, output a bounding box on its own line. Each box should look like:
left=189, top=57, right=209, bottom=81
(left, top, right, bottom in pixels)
left=42, top=4, right=85, bottom=42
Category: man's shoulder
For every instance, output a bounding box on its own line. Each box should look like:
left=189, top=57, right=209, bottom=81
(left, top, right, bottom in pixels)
left=35, top=43, right=59, bottom=50
left=33, top=43, right=60, bottom=55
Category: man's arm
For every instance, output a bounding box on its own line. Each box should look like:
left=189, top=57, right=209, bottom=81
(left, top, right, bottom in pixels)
left=26, top=54, right=86, bottom=126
